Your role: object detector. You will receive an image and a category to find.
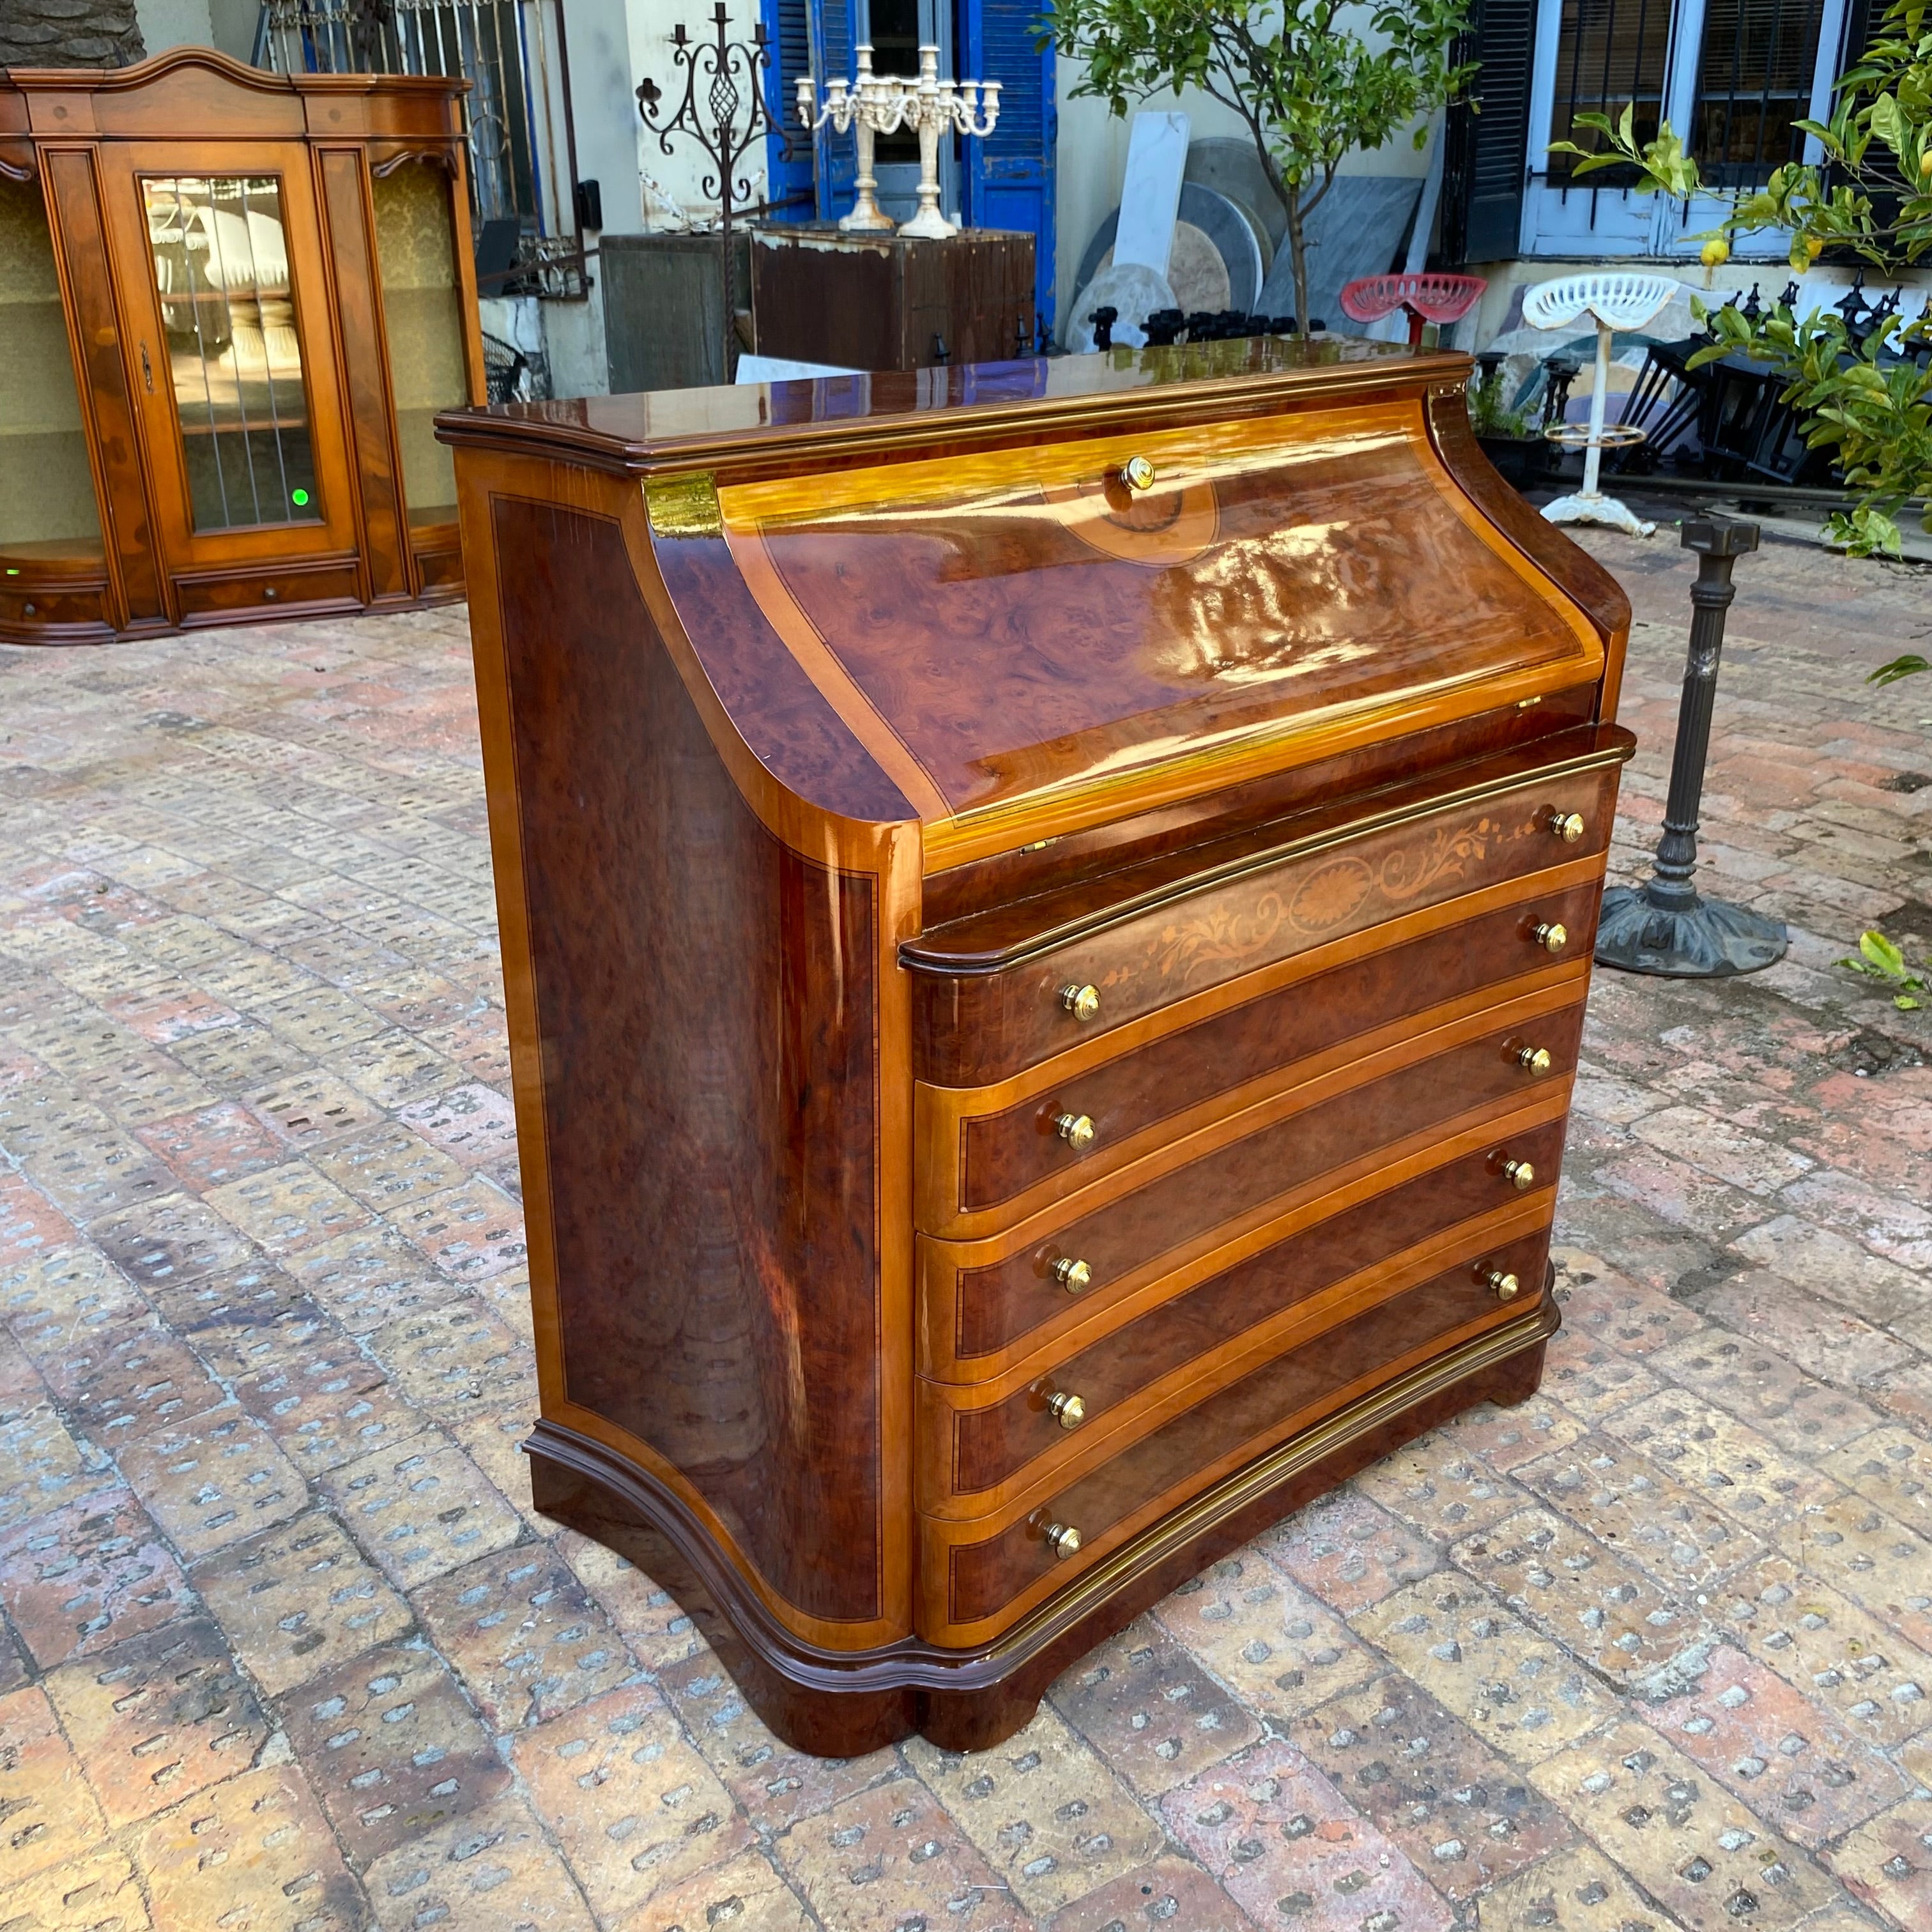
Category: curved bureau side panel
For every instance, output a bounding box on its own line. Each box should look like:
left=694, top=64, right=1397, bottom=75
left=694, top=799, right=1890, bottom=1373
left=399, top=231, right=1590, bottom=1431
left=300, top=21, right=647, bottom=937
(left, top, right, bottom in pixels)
left=480, top=490, right=892, bottom=1634
left=1424, top=381, right=1633, bottom=717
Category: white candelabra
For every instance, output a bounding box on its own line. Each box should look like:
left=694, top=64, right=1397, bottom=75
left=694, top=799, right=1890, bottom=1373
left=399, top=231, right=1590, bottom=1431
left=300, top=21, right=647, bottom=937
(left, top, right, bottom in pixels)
left=796, top=45, right=999, bottom=240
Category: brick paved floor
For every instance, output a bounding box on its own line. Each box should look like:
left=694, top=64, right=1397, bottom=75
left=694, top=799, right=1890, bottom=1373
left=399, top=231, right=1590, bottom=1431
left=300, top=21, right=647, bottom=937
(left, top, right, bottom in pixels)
left=1, top=526, right=1928, bottom=1932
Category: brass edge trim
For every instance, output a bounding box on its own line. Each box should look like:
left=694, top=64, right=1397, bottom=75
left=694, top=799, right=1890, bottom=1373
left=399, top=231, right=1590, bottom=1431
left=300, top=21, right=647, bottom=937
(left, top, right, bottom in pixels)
left=645, top=471, right=722, bottom=538
left=527, top=1291, right=1556, bottom=1685
left=967, top=1294, right=1561, bottom=1664
left=903, top=737, right=1635, bottom=975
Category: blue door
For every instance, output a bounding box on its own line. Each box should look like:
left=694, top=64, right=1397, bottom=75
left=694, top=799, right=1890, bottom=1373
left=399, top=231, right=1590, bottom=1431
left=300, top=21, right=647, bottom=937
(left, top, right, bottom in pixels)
left=762, top=0, right=1055, bottom=335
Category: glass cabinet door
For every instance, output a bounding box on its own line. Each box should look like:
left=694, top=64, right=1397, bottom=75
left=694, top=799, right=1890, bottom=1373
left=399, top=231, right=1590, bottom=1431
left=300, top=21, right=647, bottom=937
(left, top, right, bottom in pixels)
left=105, top=145, right=358, bottom=571
left=144, top=173, right=322, bottom=532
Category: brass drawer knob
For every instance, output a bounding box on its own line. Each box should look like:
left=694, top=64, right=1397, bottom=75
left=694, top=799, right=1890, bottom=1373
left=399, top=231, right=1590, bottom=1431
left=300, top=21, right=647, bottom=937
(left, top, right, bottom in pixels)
left=1047, top=1390, right=1087, bottom=1430
left=1516, top=1044, right=1553, bottom=1075
left=1052, top=1256, right=1093, bottom=1293
left=1054, top=1112, right=1096, bottom=1153
left=1531, top=921, right=1568, bottom=954
left=1060, top=983, right=1101, bottom=1023
left=1549, top=809, right=1586, bottom=843
left=1042, top=1520, right=1083, bottom=1559
left=1501, top=1157, right=1536, bottom=1191
left=1121, top=455, right=1156, bottom=492
left=1486, top=1268, right=1521, bottom=1301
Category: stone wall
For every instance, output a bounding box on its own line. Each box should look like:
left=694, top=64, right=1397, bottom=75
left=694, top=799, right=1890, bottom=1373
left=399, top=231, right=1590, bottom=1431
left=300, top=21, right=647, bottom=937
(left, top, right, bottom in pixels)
left=0, top=0, right=146, bottom=68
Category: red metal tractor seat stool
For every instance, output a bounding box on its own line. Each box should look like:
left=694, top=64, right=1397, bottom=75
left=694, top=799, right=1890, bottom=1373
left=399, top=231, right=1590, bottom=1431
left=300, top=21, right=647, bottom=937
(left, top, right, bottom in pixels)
left=1340, top=273, right=1486, bottom=346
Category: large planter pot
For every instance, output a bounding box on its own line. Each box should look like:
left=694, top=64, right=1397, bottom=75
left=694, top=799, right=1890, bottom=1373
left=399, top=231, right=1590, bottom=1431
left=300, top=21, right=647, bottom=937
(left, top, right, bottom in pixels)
left=1475, top=433, right=1550, bottom=490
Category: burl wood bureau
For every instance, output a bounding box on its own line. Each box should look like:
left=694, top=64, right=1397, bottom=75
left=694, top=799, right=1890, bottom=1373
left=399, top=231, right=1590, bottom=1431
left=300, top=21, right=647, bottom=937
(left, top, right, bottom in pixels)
left=438, top=341, right=1634, bottom=1755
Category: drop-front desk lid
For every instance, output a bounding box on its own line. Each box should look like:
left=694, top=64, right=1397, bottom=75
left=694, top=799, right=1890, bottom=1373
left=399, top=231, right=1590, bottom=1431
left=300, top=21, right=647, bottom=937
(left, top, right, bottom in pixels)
left=440, top=342, right=1611, bottom=868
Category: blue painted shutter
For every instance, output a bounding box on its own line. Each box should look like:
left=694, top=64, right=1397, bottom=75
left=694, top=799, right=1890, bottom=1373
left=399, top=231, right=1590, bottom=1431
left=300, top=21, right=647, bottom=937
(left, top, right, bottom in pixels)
left=811, top=0, right=857, bottom=220
left=761, top=0, right=816, bottom=217
left=962, top=0, right=1057, bottom=335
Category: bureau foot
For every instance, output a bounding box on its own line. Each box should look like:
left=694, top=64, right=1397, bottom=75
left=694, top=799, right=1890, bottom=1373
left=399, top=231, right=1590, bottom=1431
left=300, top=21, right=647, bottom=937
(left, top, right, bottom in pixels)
left=525, top=1306, right=1558, bottom=1758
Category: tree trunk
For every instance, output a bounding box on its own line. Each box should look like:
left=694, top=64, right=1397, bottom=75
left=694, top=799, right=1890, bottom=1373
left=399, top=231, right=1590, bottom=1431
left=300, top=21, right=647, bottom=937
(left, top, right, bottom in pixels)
left=0, top=0, right=146, bottom=68
left=1284, top=194, right=1310, bottom=339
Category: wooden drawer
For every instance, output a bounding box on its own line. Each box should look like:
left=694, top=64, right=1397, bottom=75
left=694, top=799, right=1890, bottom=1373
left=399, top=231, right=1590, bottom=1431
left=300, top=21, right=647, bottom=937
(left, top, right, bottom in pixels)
left=919, top=872, right=1602, bottom=1231
left=919, top=981, right=1583, bottom=1310
left=919, top=1225, right=1556, bottom=1644
left=907, top=737, right=1628, bottom=1089
left=917, top=1136, right=1564, bottom=1517
left=174, top=559, right=363, bottom=623
left=920, top=1092, right=1568, bottom=1380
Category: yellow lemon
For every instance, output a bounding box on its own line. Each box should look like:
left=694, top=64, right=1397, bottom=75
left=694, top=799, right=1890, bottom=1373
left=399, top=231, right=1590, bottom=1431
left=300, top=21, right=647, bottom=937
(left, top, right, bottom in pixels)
left=1701, top=238, right=1730, bottom=268
left=1920, top=150, right=1932, bottom=178
left=1805, top=235, right=1824, bottom=261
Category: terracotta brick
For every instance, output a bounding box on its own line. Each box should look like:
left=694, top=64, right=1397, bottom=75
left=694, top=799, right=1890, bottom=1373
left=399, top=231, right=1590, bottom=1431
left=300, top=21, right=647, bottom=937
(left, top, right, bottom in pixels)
left=135, top=1099, right=287, bottom=1192
left=412, top=1545, right=636, bottom=1731
left=0, top=1846, right=151, bottom=1931
left=319, top=1429, right=522, bottom=1588
left=280, top=1636, right=511, bottom=1868
left=0, top=1685, right=109, bottom=1890
left=1713, top=1555, right=1932, bottom=1751
left=906, top=1700, right=1163, bottom=1916
left=1477, top=1841, right=1683, bottom=1932
left=1041, top=1858, right=1251, bottom=1932
left=116, top=1406, right=309, bottom=1560
left=1285, top=1671, right=1575, bottom=1897
left=511, top=1680, right=751, bottom=1919
left=135, top=1763, right=366, bottom=1932
left=1451, top=1508, right=1711, bottom=1694
left=1528, top=1716, right=1836, bottom=1931
left=1259, top=1487, right=1441, bottom=1614
left=1513, top=1432, right=1771, bottom=1595
left=610, top=1851, right=813, bottom=1932
left=0, top=1486, right=194, bottom=1669
left=192, top=1508, right=413, bottom=1695
left=1152, top=1551, right=1381, bottom=1720
left=1158, top=1735, right=1450, bottom=1932
left=773, top=1774, right=1032, bottom=1932
left=47, top=1617, right=270, bottom=1826
left=1650, top=1643, right=1908, bottom=1849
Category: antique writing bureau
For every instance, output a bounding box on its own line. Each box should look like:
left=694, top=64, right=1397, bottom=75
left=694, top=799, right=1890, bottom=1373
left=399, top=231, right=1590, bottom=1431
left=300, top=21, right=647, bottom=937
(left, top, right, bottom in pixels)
left=438, top=341, right=1633, bottom=1754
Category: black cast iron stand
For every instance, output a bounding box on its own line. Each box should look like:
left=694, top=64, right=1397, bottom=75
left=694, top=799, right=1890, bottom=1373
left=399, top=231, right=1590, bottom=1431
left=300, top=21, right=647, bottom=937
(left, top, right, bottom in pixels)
left=1595, top=515, right=1790, bottom=977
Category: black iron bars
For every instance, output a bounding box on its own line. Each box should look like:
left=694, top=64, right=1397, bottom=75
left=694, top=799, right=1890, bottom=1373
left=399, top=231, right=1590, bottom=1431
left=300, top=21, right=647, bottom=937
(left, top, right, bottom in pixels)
left=1595, top=516, right=1788, bottom=977
left=636, top=5, right=790, bottom=378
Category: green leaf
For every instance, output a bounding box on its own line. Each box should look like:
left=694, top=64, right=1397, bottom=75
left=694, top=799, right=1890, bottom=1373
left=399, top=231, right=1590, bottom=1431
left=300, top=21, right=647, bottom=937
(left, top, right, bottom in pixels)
left=1861, top=930, right=1909, bottom=976
left=1899, top=994, right=1925, bottom=1010
left=1870, top=654, right=1931, bottom=685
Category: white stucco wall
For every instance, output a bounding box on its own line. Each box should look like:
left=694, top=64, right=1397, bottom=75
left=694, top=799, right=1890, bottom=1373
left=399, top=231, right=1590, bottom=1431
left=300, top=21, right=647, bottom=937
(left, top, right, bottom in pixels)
left=612, top=0, right=771, bottom=227
left=133, top=0, right=214, bottom=52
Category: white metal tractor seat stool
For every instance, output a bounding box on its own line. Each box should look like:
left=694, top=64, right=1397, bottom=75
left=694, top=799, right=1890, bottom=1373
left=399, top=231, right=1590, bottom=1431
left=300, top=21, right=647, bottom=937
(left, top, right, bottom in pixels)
left=1521, top=272, right=1682, bottom=538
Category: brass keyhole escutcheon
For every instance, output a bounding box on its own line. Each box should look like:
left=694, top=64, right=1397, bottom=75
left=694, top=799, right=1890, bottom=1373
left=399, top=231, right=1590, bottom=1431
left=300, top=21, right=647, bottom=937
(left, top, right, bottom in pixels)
left=1060, top=983, right=1101, bottom=1022
left=1531, top=921, right=1568, bottom=954
left=1054, top=1112, right=1096, bottom=1153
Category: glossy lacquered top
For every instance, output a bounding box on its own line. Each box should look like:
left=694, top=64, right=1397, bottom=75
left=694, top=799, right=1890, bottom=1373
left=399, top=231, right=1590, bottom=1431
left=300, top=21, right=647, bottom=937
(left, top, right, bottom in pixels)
left=440, top=347, right=1614, bottom=866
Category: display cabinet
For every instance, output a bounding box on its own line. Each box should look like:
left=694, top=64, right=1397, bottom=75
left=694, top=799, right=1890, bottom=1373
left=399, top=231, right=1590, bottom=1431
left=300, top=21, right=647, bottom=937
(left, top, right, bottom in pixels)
left=0, top=48, right=484, bottom=645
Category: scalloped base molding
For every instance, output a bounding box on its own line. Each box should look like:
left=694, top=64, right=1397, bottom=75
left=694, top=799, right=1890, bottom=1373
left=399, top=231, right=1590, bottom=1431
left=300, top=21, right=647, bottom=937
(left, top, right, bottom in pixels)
left=525, top=1292, right=1560, bottom=1757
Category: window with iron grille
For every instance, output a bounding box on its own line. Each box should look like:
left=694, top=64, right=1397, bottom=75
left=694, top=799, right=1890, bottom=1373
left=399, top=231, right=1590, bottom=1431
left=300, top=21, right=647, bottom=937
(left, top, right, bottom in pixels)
left=254, top=0, right=585, bottom=293
left=1506, top=0, right=1855, bottom=256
